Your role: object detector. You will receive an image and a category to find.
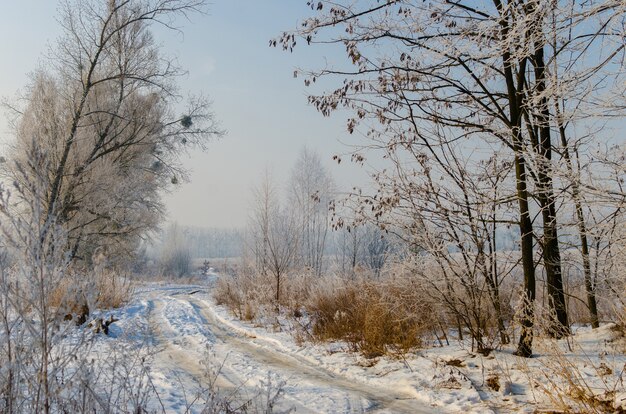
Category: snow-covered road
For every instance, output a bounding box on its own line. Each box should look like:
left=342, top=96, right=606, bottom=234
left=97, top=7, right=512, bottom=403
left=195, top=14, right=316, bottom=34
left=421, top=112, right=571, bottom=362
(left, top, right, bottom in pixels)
left=97, top=281, right=626, bottom=413
left=141, top=284, right=438, bottom=413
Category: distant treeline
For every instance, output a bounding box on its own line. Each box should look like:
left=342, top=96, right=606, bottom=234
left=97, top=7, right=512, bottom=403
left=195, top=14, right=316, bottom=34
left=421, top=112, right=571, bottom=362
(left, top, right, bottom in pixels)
left=181, top=226, right=244, bottom=259
left=162, top=224, right=526, bottom=262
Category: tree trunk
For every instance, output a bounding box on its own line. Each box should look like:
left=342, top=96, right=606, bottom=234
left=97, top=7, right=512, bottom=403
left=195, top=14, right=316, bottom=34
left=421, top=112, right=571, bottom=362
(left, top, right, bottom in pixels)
left=532, top=42, right=570, bottom=337
left=555, top=115, right=599, bottom=328
left=495, top=0, right=536, bottom=357
left=514, top=152, right=536, bottom=358
left=579, top=211, right=599, bottom=328
left=275, top=269, right=280, bottom=305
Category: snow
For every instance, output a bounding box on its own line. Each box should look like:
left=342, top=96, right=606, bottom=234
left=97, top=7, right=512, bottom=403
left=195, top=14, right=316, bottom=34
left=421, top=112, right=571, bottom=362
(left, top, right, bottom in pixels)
left=200, top=284, right=490, bottom=413
left=79, top=275, right=626, bottom=413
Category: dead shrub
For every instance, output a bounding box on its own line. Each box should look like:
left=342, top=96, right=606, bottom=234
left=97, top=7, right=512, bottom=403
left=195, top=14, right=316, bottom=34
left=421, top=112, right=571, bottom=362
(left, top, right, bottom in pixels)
left=214, top=265, right=315, bottom=322
left=214, top=275, right=249, bottom=319
left=48, top=269, right=132, bottom=324
left=280, top=269, right=314, bottom=311
left=213, top=270, right=274, bottom=321
left=308, top=279, right=427, bottom=357
left=48, top=274, right=90, bottom=323
left=48, top=277, right=74, bottom=309
left=93, top=269, right=133, bottom=309
left=213, top=261, right=432, bottom=357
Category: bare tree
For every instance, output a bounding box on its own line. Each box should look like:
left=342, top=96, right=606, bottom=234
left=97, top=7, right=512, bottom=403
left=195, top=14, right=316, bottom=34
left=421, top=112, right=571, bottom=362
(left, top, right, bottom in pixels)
left=331, top=224, right=362, bottom=278
left=352, top=134, right=516, bottom=349
left=276, top=0, right=541, bottom=355
left=0, top=150, right=82, bottom=414
left=4, top=0, right=223, bottom=265
left=159, top=222, right=192, bottom=278
left=360, top=223, right=392, bottom=278
left=540, top=2, right=626, bottom=329
left=249, top=170, right=299, bottom=305
left=288, top=147, right=334, bottom=276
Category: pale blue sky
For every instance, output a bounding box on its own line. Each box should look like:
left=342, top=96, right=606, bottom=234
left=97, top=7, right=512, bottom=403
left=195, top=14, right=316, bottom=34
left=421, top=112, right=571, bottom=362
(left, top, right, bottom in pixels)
left=0, top=1, right=371, bottom=228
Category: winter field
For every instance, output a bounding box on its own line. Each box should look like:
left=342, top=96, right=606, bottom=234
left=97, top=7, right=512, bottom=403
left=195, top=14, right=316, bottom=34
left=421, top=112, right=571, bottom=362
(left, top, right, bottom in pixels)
left=68, top=272, right=623, bottom=414
left=2, top=0, right=626, bottom=413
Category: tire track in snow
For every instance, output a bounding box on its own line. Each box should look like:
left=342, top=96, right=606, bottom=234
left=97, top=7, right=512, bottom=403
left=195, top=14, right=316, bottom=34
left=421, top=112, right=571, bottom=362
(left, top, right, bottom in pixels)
left=145, top=286, right=437, bottom=413
left=148, top=293, right=328, bottom=413
left=185, top=294, right=436, bottom=413
left=147, top=297, right=237, bottom=392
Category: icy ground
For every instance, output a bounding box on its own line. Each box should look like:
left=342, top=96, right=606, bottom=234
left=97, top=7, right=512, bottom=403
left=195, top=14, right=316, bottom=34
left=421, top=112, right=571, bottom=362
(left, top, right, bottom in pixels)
left=90, top=275, right=626, bottom=413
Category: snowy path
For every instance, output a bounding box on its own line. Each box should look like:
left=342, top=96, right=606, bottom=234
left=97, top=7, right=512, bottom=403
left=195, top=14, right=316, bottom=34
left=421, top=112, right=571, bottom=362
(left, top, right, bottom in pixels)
left=143, top=285, right=438, bottom=413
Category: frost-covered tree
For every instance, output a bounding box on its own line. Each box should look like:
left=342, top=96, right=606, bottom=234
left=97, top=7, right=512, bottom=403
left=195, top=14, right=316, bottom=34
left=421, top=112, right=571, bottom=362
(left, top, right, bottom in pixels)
left=0, top=150, right=79, bottom=414
left=4, top=0, right=222, bottom=265
left=249, top=170, right=299, bottom=304
left=288, top=147, right=334, bottom=276
left=159, top=222, right=192, bottom=278
left=276, top=0, right=626, bottom=356
left=331, top=223, right=392, bottom=278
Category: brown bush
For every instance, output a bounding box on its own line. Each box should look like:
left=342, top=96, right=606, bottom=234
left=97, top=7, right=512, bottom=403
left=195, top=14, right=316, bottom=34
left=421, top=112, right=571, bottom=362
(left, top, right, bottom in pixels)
left=308, top=280, right=427, bottom=358
left=214, top=277, right=242, bottom=310
left=49, top=269, right=132, bottom=324
left=212, top=260, right=432, bottom=357
left=48, top=277, right=74, bottom=309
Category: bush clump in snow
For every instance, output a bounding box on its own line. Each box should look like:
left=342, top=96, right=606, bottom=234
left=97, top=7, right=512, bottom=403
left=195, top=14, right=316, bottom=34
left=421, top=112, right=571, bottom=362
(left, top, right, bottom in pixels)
left=308, top=279, right=431, bottom=358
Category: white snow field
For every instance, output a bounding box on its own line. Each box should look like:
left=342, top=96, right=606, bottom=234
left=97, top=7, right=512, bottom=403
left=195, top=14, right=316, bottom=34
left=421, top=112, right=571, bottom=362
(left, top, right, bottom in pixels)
left=91, top=275, right=626, bottom=414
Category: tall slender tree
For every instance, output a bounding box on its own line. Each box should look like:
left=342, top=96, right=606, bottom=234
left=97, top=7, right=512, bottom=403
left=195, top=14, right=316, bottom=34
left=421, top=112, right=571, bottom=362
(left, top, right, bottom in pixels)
left=288, top=147, right=334, bottom=276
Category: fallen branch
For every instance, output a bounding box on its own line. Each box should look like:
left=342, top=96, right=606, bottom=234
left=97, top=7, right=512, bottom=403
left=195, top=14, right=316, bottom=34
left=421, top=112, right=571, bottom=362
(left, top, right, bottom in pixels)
left=89, top=315, right=119, bottom=335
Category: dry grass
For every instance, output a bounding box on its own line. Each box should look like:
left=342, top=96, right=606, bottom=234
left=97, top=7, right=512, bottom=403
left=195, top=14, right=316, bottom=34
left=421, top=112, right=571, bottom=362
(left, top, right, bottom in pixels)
left=533, top=352, right=622, bottom=413
left=514, top=307, right=626, bottom=414
left=213, top=261, right=435, bottom=358
left=48, top=269, right=133, bottom=323
left=214, top=271, right=273, bottom=321
left=214, top=265, right=315, bottom=322
left=48, top=276, right=75, bottom=309
left=93, top=269, right=133, bottom=309
left=612, top=297, right=626, bottom=353
left=308, top=279, right=429, bottom=358
left=214, top=278, right=257, bottom=321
